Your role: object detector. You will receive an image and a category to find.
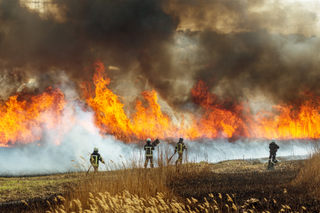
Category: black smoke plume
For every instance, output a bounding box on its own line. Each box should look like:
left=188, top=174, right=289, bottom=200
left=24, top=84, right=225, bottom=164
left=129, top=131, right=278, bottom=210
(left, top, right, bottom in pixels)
left=0, top=0, right=179, bottom=99
left=0, top=0, right=319, bottom=110
left=164, top=0, right=320, bottom=109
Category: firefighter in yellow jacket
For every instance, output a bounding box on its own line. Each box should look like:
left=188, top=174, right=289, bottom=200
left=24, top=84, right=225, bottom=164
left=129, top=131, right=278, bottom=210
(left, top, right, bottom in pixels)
left=175, top=138, right=187, bottom=166
left=144, top=138, right=155, bottom=168
left=90, top=147, right=105, bottom=172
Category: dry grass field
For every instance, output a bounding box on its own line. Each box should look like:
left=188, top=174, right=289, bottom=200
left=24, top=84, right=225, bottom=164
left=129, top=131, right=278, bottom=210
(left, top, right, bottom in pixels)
left=1, top=147, right=320, bottom=213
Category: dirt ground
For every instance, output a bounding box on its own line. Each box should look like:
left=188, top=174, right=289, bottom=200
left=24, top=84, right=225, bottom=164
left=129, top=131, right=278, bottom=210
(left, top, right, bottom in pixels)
left=0, top=173, right=82, bottom=203
left=170, top=159, right=320, bottom=212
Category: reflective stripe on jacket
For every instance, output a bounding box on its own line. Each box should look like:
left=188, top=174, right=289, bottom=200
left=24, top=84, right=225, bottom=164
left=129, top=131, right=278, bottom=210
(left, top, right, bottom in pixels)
left=175, top=143, right=186, bottom=154
left=90, top=152, right=103, bottom=167
left=144, top=144, right=154, bottom=157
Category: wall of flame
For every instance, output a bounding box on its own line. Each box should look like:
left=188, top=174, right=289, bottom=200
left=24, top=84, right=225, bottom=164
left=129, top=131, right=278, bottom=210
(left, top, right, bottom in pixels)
left=1, top=61, right=319, bottom=147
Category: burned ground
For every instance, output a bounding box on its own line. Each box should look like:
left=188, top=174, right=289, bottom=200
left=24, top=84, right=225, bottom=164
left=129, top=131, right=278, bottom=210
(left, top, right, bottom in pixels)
left=169, top=160, right=319, bottom=212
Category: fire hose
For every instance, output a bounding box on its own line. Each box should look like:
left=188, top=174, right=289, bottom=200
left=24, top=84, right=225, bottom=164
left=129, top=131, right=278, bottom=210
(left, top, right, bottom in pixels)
left=167, top=153, right=176, bottom=164
left=86, top=165, right=92, bottom=175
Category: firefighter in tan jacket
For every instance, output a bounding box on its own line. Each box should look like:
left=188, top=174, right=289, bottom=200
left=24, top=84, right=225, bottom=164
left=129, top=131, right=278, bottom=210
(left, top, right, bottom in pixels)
left=175, top=138, right=187, bottom=166
left=90, top=147, right=105, bottom=172
left=144, top=138, right=155, bottom=168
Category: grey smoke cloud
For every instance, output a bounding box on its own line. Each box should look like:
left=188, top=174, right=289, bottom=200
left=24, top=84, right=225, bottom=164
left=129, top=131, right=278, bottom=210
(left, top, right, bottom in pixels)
left=0, top=0, right=179, bottom=99
left=0, top=0, right=319, bottom=110
left=191, top=30, right=320, bottom=105
left=161, top=0, right=320, bottom=108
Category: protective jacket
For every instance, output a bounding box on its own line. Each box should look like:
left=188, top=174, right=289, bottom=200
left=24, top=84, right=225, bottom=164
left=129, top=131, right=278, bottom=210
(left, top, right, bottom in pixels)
left=90, top=151, right=104, bottom=167
left=175, top=142, right=187, bottom=154
left=269, top=142, right=279, bottom=154
left=144, top=143, right=155, bottom=157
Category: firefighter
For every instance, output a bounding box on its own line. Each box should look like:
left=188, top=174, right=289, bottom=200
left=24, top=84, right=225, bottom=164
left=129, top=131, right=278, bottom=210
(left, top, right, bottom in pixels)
left=90, top=147, right=105, bottom=172
left=175, top=138, right=187, bottom=166
left=269, top=138, right=280, bottom=163
left=144, top=138, right=155, bottom=168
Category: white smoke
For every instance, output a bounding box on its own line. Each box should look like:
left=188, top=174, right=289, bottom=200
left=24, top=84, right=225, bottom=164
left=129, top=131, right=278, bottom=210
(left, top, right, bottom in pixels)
left=0, top=108, right=313, bottom=176
left=0, top=104, right=138, bottom=175
left=183, top=139, right=312, bottom=164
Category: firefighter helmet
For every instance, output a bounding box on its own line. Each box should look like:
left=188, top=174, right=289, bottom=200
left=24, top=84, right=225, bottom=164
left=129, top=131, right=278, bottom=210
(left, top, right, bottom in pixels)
left=94, top=147, right=98, bottom=152
left=147, top=138, right=151, bottom=142
left=271, top=138, right=275, bottom=143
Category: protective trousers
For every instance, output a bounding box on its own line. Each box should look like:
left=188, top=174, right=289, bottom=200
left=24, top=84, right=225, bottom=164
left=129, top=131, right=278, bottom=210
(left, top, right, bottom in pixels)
left=269, top=151, right=276, bottom=162
left=175, top=153, right=183, bottom=166
left=93, top=165, right=99, bottom=172
left=145, top=156, right=154, bottom=168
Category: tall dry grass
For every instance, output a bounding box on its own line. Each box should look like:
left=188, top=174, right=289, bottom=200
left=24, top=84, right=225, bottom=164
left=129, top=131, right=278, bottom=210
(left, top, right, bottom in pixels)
left=46, top=190, right=236, bottom=213
left=46, top=188, right=299, bottom=213
left=38, top=143, right=313, bottom=212
left=51, top=144, right=211, bottom=212
left=292, top=143, right=320, bottom=198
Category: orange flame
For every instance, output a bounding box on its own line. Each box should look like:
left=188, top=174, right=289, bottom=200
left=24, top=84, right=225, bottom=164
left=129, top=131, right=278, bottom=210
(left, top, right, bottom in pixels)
left=131, top=90, right=180, bottom=139
left=187, top=80, right=251, bottom=139
left=255, top=95, right=320, bottom=139
left=85, top=61, right=320, bottom=141
left=84, top=61, right=253, bottom=141
left=2, top=61, right=320, bottom=147
left=83, top=62, right=133, bottom=141
left=0, top=88, right=66, bottom=146
left=83, top=61, right=181, bottom=141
